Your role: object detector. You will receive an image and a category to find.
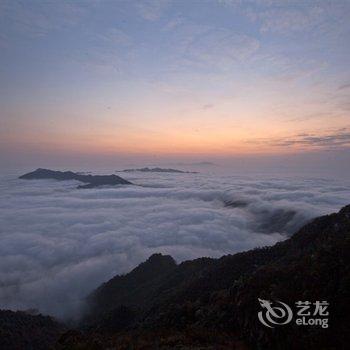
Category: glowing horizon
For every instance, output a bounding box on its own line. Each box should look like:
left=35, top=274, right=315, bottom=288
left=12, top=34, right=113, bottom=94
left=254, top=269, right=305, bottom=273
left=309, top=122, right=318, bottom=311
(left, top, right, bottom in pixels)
left=1, top=0, right=350, bottom=165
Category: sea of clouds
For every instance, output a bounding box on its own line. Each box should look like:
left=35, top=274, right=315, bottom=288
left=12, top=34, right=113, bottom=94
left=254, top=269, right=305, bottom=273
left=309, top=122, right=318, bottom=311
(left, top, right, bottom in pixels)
left=1, top=170, right=350, bottom=320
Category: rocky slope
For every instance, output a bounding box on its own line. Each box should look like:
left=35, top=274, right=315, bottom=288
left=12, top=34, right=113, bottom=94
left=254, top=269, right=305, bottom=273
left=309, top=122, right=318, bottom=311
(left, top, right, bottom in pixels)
left=0, top=310, right=65, bottom=350
left=78, top=205, right=350, bottom=349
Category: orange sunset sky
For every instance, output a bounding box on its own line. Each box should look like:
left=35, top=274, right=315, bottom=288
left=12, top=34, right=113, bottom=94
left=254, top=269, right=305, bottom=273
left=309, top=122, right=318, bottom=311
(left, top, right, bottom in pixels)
left=1, top=0, right=349, bottom=169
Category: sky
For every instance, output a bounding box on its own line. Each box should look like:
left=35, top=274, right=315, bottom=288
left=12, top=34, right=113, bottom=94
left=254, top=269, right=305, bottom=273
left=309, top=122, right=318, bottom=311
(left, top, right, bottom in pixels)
left=0, top=0, right=350, bottom=170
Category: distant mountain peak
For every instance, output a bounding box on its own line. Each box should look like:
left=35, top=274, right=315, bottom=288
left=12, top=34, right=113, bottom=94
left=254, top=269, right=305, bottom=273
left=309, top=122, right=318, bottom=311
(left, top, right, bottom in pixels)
left=19, top=168, right=132, bottom=189
left=117, top=167, right=198, bottom=173
left=146, top=253, right=176, bottom=264
left=340, top=204, right=350, bottom=215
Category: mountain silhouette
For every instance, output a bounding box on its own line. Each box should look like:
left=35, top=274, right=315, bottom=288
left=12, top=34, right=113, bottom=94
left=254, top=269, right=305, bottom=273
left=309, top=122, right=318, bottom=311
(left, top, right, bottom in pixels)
left=118, top=167, right=198, bottom=173
left=19, top=168, right=132, bottom=189
left=79, top=204, right=350, bottom=349
left=2, top=205, right=350, bottom=349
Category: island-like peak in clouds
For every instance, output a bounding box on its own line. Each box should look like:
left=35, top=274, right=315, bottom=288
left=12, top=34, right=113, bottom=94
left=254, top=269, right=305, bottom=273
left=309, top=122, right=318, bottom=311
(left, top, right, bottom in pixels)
left=19, top=168, right=132, bottom=189
left=117, top=167, right=198, bottom=173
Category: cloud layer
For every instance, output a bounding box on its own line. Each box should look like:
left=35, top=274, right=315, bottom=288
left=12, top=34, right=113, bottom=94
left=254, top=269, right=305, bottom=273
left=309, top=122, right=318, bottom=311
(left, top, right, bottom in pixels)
left=0, top=171, right=349, bottom=319
left=248, top=128, right=350, bottom=151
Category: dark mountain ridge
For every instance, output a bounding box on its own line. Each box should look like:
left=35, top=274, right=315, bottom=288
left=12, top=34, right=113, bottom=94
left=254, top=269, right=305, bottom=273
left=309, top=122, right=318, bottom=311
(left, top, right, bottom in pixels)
left=1, top=205, right=350, bottom=349
left=78, top=204, right=350, bottom=349
left=19, top=168, right=132, bottom=189
left=86, top=253, right=177, bottom=319
left=0, top=310, right=65, bottom=350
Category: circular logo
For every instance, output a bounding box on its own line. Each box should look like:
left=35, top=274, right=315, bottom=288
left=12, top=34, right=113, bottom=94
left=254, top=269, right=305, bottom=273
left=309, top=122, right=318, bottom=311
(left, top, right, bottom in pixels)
left=258, top=298, right=293, bottom=328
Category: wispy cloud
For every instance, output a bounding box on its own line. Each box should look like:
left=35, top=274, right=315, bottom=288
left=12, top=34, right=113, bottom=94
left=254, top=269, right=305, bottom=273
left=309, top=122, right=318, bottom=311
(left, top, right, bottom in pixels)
left=187, top=29, right=259, bottom=64
left=69, top=27, right=134, bottom=75
left=97, top=28, right=132, bottom=46
left=249, top=128, right=350, bottom=150
left=165, top=23, right=260, bottom=71
left=251, top=6, right=324, bottom=34
left=220, top=0, right=350, bottom=37
left=0, top=0, right=88, bottom=38
left=202, top=104, right=214, bottom=110
left=135, top=0, right=171, bottom=21
left=338, top=83, right=350, bottom=91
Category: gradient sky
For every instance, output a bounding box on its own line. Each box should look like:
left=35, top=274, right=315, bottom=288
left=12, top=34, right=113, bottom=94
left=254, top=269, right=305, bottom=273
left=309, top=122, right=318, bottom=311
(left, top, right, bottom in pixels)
left=1, top=0, right=350, bottom=168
